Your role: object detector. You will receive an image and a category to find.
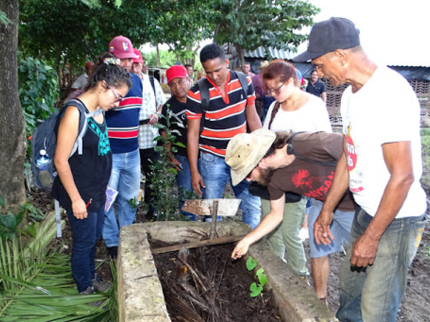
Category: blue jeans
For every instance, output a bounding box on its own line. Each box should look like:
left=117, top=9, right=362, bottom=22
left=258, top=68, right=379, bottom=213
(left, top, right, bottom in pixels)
left=103, top=149, right=140, bottom=248
left=336, top=207, right=426, bottom=322
left=175, top=154, right=196, bottom=220
left=199, top=151, right=261, bottom=229
left=308, top=200, right=354, bottom=258
left=67, top=205, right=104, bottom=293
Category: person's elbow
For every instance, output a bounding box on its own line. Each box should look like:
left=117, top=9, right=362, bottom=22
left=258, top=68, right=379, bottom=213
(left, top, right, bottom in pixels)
left=401, top=171, right=415, bottom=188
left=54, top=154, right=68, bottom=173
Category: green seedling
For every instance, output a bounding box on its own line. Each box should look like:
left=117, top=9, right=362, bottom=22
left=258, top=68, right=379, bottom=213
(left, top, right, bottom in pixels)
left=246, top=257, right=268, bottom=297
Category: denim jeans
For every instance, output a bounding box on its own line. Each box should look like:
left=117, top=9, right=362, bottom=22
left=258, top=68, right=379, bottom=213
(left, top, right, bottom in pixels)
left=308, top=200, right=354, bottom=258
left=175, top=154, right=196, bottom=220
left=261, top=198, right=309, bottom=276
left=199, top=151, right=261, bottom=229
left=336, top=207, right=426, bottom=322
left=67, top=205, right=104, bottom=293
left=103, top=149, right=140, bottom=248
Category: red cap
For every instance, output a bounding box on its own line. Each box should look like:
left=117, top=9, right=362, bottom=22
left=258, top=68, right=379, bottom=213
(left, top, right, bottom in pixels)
left=132, top=48, right=144, bottom=64
left=166, top=65, right=187, bottom=84
left=109, top=36, right=138, bottom=59
left=85, top=61, right=94, bottom=69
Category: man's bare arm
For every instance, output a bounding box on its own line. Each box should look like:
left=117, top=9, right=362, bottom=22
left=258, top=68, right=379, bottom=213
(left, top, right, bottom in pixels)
left=187, top=118, right=205, bottom=195
left=232, top=195, right=285, bottom=259
left=350, top=141, right=414, bottom=267
left=245, top=103, right=262, bottom=131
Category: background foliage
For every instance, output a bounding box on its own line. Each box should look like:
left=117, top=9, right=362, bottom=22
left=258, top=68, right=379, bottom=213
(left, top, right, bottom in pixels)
left=18, top=54, right=59, bottom=139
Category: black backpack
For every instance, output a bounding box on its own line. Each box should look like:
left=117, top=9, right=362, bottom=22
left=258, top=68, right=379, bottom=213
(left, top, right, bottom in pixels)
left=197, top=71, right=249, bottom=133
left=30, top=98, right=102, bottom=238
left=31, top=98, right=102, bottom=190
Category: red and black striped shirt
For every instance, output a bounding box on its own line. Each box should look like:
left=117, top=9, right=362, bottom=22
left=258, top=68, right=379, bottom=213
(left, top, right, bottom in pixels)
left=186, top=70, right=255, bottom=157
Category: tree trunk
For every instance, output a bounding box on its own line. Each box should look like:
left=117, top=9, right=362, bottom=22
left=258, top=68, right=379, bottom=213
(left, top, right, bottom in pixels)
left=0, top=0, right=27, bottom=208
left=234, top=43, right=245, bottom=70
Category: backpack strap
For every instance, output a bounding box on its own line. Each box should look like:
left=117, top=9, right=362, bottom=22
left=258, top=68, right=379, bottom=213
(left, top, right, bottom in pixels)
left=287, top=132, right=338, bottom=167
left=197, top=77, right=211, bottom=133
left=68, top=98, right=103, bottom=156
left=55, top=199, right=62, bottom=238
left=234, top=71, right=249, bottom=101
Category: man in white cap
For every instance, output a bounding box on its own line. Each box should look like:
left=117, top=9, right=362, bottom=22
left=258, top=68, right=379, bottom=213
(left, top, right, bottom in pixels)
left=293, top=17, right=427, bottom=321
left=226, top=129, right=355, bottom=303
left=103, top=35, right=143, bottom=259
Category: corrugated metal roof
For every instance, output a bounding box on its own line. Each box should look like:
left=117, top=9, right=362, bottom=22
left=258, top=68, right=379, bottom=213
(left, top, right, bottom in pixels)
left=244, top=46, right=430, bottom=68
left=244, top=47, right=296, bottom=60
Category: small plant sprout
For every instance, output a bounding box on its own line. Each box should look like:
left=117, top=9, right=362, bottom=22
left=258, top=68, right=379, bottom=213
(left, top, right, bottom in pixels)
left=246, top=256, right=268, bottom=297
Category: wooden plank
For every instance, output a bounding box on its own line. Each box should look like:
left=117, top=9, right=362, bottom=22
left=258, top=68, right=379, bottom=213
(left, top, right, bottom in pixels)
left=151, top=235, right=246, bottom=254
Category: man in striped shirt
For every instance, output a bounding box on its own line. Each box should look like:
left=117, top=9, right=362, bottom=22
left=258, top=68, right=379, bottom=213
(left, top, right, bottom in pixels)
left=103, top=35, right=143, bottom=258
left=186, top=43, right=262, bottom=228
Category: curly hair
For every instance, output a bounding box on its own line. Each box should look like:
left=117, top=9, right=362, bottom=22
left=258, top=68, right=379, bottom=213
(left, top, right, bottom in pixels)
left=84, top=52, right=132, bottom=91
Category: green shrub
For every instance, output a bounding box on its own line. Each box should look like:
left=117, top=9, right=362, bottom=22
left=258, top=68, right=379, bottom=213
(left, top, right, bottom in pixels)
left=18, top=54, right=59, bottom=139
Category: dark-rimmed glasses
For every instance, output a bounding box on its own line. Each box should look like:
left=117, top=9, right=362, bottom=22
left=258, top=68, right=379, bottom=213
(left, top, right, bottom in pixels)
left=268, top=82, right=285, bottom=95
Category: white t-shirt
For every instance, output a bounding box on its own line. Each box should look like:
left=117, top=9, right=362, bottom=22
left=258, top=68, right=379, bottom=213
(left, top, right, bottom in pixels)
left=71, top=73, right=88, bottom=90
left=341, top=66, right=426, bottom=218
left=263, top=94, right=332, bottom=132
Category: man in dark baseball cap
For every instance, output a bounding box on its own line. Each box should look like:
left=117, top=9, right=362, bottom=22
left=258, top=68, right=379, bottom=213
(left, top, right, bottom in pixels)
left=293, top=17, right=360, bottom=63
left=294, top=17, right=427, bottom=322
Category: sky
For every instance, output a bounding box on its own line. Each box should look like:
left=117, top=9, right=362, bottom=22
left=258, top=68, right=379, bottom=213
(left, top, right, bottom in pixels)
left=304, top=0, right=430, bottom=66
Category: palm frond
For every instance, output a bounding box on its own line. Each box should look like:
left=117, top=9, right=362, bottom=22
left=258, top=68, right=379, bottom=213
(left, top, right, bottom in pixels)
left=0, top=221, right=118, bottom=321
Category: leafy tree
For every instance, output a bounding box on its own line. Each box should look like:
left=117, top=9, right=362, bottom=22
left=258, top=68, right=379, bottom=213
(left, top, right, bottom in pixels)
left=19, top=0, right=211, bottom=79
left=146, top=49, right=178, bottom=68
left=210, top=0, right=319, bottom=66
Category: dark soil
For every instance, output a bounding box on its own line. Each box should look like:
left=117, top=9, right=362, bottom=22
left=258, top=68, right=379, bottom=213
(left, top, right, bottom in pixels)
left=150, top=240, right=281, bottom=322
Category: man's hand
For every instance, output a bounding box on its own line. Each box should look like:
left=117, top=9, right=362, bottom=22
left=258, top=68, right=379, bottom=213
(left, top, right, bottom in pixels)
left=314, top=210, right=335, bottom=245
left=231, top=239, right=251, bottom=259
left=170, top=157, right=182, bottom=172
left=148, top=114, right=159, bottom=125
left=191, top=171, right=205, bottom=196
left=350, top=232, right=379, bottom=267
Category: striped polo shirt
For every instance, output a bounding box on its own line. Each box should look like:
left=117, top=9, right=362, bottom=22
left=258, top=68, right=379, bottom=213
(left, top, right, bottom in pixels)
left=105, top=73, right=143, bottom=154
left=186, top=70, right=255, bottom=157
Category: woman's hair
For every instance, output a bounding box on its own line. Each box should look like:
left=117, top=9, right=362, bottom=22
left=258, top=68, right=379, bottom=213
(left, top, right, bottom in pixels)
left=196, top=69, right=206, bottom=81
left=263, top=131, right=294, bottom=158
left=261, top=60, right=300, bottom=87
left=262, top=60, right=300, bottom=129
left=84, top=52, right=132, bottom=91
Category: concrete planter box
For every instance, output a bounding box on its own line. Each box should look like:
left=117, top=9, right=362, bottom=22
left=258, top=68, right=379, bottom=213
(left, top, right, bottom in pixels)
left=118, top=221, right=336, bottom=322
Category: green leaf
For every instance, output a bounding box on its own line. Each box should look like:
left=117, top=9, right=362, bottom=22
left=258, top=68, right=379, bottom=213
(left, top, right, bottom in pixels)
left=246, top=256, right=258, bottom=271
left=0, top=194, right=5, bottom=208
left=256, top=268, right=267, bottom=286
left=250, top=282, right=263, bottom=297
left=0, top=213, right=17, bottom=230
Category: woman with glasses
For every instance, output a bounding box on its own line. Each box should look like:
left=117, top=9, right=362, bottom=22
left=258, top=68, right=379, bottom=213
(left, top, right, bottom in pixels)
left=258, top=60, right=331, bottom=289
left=52, top=52, right=131, bottom=295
